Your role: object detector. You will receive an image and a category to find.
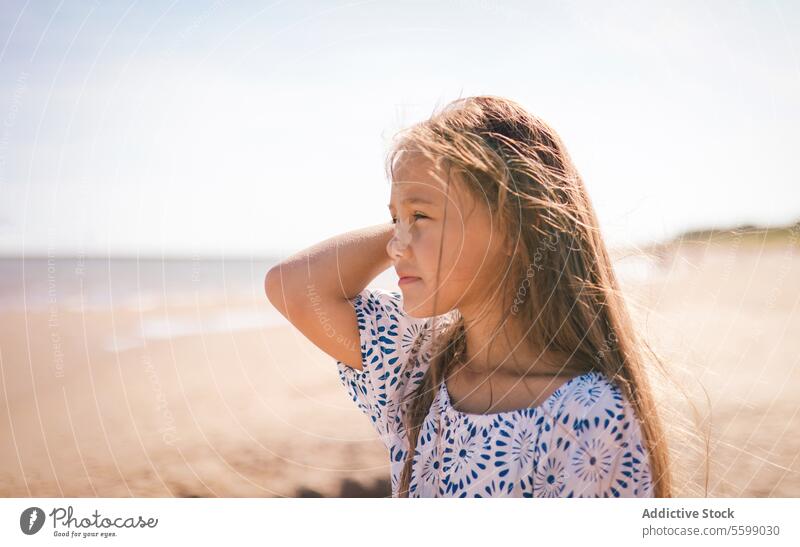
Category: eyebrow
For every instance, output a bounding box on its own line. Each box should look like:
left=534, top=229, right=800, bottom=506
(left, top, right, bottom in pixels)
left=386, top=197, right=437, bottom=210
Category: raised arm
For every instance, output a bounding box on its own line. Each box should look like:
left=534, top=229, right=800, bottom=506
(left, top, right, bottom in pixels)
left=264, top=222, right=395, bottom=370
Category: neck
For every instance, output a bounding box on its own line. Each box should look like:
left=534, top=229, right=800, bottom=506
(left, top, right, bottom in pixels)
left=456, top=305, right=551, bottom=377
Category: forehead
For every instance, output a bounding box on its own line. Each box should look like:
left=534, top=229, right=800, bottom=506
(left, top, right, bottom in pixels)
left=389, top=150, right=451, bottom=204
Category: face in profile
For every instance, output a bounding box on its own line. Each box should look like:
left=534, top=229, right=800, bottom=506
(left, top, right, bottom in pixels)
left=386, top=150, right=511, bottom=319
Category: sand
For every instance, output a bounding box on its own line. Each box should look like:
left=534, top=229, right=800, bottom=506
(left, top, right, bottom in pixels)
left=0, top=299, right=392, bottom=497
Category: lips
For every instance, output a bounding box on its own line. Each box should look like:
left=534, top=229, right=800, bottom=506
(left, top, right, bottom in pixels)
left=398, top=276, right=421, bottom=286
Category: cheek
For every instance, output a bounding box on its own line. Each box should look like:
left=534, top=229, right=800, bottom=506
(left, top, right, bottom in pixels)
left=411, top=225, right=444, bottom=266
left=419, top=224, right=475, bottom=284
left=445, top=230, right=502, bottom=287
left=412, top=221, right=498, bottom=284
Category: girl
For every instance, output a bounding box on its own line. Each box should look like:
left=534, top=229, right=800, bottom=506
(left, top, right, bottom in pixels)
left=266, top=95, right=672, bottom=498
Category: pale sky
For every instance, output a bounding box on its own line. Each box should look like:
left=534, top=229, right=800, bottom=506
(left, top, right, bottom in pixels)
left=0, top=0, right=798, bottom=258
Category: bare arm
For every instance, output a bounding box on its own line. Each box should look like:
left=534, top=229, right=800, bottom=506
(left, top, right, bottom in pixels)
left=264, top=222, right=395, bottom=370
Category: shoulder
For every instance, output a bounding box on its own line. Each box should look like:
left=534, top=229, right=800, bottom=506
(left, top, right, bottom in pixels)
left=351, top=287, right=402, bottom=312
left=549, top=370, right=621, bottom=411
left=546, top=371, right=637, bottom=442
left=335, top=287, right=446, bottom=441
left=535, top=371, right=653, bottom=497
left=348, top=287, right=435, bottom=359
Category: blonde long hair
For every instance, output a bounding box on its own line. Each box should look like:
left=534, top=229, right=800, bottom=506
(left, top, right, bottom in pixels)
left=385, top=95, right=709, bottom=498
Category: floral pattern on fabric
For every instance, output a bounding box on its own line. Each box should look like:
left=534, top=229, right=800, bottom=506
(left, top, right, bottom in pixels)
left=335, top=288, right=655, bottom=498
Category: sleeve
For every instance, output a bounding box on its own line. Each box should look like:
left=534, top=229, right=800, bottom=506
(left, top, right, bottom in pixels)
left=532, top=375, right=654, bottom=498
left=334, top=287, right=431, bottom=444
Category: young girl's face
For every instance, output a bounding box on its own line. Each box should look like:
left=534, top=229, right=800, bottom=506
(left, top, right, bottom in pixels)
left=387, top=150, right=510, bottom=318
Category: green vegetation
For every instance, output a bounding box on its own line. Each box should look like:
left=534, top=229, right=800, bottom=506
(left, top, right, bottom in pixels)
left=674, top=220, right=800, bottom=246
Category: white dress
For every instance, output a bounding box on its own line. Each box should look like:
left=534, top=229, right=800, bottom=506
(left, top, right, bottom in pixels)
left=335, top=288, right=655, bottom=497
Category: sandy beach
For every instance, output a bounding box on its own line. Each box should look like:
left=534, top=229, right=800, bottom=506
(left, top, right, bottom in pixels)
left=0, top=304, right=392, bottom=497
left=1, top=239, right=798, bottom=497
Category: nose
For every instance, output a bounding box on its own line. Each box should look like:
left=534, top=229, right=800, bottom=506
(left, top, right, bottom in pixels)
left=386, top=219, right=412, bottom=260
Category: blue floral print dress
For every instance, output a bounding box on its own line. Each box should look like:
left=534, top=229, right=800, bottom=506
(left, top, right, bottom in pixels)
left=335, top=288, right=654, bottom=498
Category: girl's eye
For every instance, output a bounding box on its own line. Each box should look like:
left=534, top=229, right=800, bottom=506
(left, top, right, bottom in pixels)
left=390, top=212, right=428, bottom=224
